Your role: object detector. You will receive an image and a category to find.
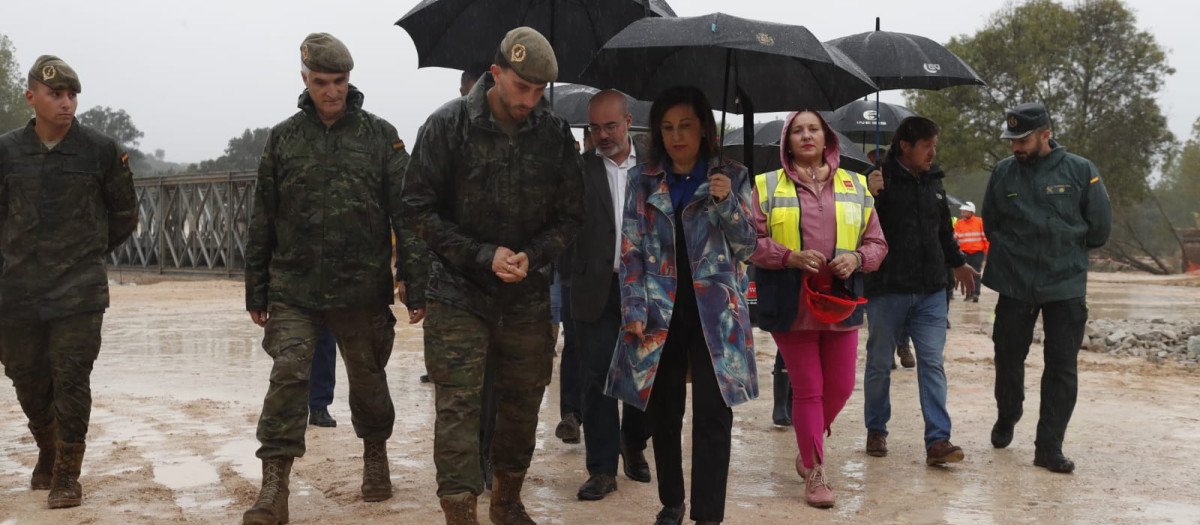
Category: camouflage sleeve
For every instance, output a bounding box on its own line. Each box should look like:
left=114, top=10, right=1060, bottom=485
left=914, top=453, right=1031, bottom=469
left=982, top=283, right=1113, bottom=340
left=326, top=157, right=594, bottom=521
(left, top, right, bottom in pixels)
left=382, top=125, right=429, bottom=309
left=401, top=111, right=497, bottom=275
left=245, top=129, right=278, bottom=311
left=520, top=120, right=585, bottom=270
left=103, top=142, right=138, bottom=253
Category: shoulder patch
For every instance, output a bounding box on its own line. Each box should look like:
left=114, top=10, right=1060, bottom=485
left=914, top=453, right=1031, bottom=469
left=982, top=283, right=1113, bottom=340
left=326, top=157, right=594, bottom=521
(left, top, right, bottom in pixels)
left=392, top=140, right=405, bottom=150
left=1090, top=176, right=1100, bottom=184
left=121, top=152, right=129, bottom=164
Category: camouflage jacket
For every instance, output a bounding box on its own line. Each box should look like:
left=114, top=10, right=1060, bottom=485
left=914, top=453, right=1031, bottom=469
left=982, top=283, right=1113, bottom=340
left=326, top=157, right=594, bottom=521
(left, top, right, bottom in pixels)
left=401, top=72, right=584, bottom=320
left=0, top=119, right=137, bottom=319
left=245, top=86, right=427, bottom=312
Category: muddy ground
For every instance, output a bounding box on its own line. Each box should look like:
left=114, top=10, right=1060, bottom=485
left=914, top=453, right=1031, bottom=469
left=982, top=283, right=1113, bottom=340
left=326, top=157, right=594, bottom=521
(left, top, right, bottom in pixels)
left=1, top=272, right=1198, bottom=524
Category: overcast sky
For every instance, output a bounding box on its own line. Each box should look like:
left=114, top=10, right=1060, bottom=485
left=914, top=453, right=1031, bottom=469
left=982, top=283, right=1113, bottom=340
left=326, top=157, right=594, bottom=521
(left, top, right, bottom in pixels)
left=4, top=0, right=1194, bottom=164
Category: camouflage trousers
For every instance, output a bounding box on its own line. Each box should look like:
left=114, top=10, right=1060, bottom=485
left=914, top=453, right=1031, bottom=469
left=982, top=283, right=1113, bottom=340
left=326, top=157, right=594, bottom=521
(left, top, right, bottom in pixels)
left=0, top=312, right=104, bottom=444
left=255, top=302, right=397, bottom=459
left=424, top=299, right=554, bottom=497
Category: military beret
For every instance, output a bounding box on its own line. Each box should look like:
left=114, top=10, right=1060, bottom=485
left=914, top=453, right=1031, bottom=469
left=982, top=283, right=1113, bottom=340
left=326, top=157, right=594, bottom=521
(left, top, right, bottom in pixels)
left=301, top=32, right=354, bottom=73
left=28, top=55, right=81, bottom=93
left=1000, top=102, right=1050, bottom=140
left=500, top=27, right=557, bottom=84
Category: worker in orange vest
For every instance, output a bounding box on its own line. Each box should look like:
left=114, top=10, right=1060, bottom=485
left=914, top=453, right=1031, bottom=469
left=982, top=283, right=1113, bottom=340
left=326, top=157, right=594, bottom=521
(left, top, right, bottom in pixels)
left=954, top=202, right=988, bottom=302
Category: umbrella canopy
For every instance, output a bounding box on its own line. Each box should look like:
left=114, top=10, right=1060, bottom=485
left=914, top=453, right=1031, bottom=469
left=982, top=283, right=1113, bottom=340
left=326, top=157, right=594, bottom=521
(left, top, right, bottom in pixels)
left=396, top=0, right=676, bottom=85
left=545, top=84, right=651, bottom=130
left=825, top=27, right=986, bottom=91
left=722, top=120, right=873, bottom=175
left=580, top=13, right=877, bottom=114
left=827, top=99, right=918, bottom=144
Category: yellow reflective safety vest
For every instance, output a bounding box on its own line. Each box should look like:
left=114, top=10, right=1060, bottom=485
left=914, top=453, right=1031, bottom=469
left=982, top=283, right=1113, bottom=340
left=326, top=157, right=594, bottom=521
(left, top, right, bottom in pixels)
left=753, top=168, right=874, bottom=255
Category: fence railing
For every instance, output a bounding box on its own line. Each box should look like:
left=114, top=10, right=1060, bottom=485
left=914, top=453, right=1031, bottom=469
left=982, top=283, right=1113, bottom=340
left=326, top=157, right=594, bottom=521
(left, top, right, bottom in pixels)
left=109, top=171, right=257, bottom=275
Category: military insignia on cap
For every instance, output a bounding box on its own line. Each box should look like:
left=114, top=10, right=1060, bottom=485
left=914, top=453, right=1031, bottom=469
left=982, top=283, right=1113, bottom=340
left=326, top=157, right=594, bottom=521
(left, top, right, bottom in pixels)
left=301, top=44, right=310, bottom=62
left=42, top=65, right=57, bottom=81
left=1007, top=116, right=1019, bottom=129
left=510, top=44, right=527, bottom=63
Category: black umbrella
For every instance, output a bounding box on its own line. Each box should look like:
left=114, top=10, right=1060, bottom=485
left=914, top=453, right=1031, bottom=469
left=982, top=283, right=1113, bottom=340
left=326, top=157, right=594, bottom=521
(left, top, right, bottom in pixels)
left=580, top=12, right=877, bottom=173
left=545, top=84, right=651, bottom=130
left=721, top=120, right=874, bottom=175
left=396, top=0, right=675, bottom=85
left=826, top=99, right=917, bottom=145
left=826, top=17, right=986, bottom=152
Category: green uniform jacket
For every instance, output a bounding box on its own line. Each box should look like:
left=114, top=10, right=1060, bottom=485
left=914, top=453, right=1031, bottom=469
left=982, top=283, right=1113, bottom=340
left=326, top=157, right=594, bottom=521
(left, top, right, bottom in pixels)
left=0, top=119, right=137, bottom=319
left=981, top=140, right=1112, bottom=303
left=401, top=72, right=584, bottom=320
left=245, top=86, right=427, bottom=312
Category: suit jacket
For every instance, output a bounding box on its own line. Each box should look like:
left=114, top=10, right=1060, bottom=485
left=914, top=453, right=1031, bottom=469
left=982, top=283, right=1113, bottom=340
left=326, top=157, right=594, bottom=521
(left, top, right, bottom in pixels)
left=569, top=143, right=644, bottom=322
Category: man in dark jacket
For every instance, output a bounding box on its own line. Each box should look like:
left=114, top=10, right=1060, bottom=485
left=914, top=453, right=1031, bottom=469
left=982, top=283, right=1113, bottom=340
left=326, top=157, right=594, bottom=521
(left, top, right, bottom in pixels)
left=863, top=116, right=977, bottom=467
left=0, top=55, right=137, bottom=509
left=401, top=27, right=584, bottom=524
left=242, top=33, right=426, bottom=524
left=569, top=90, right=652, bottom=501
left=982, top=103, right=1111, bottom=474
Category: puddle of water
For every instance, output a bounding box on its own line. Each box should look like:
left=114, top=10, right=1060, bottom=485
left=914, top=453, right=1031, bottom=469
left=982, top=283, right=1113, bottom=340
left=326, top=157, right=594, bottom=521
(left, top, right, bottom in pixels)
left=154, top=457, right=220, bottom=489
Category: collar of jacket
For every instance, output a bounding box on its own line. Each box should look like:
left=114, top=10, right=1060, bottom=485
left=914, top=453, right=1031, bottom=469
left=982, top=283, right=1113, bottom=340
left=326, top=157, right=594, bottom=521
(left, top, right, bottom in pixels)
left=884, top=150, right=946, bottom=181
left=19, top=117, right=87, bottom=156
left=296, top=84, right=365, bottom=124
left=640, top=155, right=736, bottom=215
left=465, top=71, right=551, bottom=133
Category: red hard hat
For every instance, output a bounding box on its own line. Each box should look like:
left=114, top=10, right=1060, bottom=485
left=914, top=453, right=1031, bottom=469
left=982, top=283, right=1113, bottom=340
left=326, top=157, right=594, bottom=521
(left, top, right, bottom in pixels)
left=803, top=273, right=868, bottom=324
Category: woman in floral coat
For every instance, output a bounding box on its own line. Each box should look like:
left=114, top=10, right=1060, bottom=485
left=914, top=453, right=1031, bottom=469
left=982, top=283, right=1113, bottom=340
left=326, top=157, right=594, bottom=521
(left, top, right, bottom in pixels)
left=605, top=85, right=757, bottom=525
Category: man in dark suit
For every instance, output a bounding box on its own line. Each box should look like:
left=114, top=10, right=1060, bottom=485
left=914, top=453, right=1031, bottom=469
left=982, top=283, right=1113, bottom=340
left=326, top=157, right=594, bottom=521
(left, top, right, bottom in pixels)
left=570, top=90, right=652, bottom=501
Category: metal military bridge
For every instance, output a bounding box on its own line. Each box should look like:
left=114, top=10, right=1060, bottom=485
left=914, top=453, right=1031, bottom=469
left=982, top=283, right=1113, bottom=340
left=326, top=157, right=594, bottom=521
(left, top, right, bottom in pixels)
left=109, top=171, right=256, bottom=275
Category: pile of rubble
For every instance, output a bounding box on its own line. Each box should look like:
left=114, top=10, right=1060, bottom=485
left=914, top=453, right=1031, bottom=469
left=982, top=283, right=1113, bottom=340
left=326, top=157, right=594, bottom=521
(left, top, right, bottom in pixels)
left=1083, top=318, right=1200, bottom=366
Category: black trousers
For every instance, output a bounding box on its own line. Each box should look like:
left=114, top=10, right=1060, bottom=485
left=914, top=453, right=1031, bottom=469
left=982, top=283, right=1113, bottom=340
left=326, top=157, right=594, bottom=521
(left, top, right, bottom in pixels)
left=964, top=251, right=986, bottom=297
left=560, top=286, right=582, bottom=420
left=647, top=298, right=732, bottom=522
left=992, top=294, right=1088, bottom=453
left=308, top=326, right=336, bottom=409
left=576, top=275, right=650, bottom=476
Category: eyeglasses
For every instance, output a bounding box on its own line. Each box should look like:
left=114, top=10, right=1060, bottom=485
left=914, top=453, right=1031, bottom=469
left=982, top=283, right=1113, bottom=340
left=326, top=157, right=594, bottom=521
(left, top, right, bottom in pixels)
left=587, top=122, right=622, bottom=135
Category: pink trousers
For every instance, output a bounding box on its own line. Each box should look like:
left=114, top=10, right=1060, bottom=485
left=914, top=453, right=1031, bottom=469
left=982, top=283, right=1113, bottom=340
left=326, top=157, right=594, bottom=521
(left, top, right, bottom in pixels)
left=772, top=329, right=858, bottom=469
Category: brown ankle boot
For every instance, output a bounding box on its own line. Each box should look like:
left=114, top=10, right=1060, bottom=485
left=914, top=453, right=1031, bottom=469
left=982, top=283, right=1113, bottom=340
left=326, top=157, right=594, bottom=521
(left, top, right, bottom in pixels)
left=361, top=439, right=393, bottom=502
left=440, top=492, right=480, bottom=525
left=31, top=423, right=57, bottom=490
left=47, top=441, right=85, bottom=509
left=489, top=470, right=535, bottom=525
left=242, top=457, right=293, bottom=525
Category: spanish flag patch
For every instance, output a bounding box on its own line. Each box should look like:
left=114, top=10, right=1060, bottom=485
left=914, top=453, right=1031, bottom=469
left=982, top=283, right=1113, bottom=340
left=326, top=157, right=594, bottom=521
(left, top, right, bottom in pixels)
left=121, top=152, right=129, bottom=164
left=392, top=140, right=405, bottom=150
left=1090, top=176, right=1100, bottom=184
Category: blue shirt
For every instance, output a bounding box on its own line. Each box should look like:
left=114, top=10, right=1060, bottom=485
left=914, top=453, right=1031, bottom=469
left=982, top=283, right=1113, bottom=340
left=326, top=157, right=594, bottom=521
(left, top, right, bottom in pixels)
left=667, top=159, right=707, bottom=212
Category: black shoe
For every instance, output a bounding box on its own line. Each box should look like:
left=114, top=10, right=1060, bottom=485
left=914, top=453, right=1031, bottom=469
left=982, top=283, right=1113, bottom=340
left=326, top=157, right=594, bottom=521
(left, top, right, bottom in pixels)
left=1034, top=449, right=1075, bottom=473
left=991, top=420, right=1015, bottom=449
left=654, top=504, right=685, bottom=525
left=620, top=440, right=652, bottom=483
left=419, top=374, right=431, bottom=383
left=309, top=406, right=337, bottom=427
left=555, top=414, right=581, bottom=444
left=576, top=473, right=617, bottom=501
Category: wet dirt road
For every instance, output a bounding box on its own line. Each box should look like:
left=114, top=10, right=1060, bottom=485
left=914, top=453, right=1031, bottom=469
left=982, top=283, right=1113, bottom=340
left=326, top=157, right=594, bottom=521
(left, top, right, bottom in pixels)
left=1, top=274, right=1198, bottom=524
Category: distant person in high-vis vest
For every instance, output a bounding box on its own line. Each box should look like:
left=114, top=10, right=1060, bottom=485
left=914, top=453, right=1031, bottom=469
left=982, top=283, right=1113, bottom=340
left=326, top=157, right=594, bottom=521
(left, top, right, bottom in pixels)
left=953, top=201, right=988, bottom=302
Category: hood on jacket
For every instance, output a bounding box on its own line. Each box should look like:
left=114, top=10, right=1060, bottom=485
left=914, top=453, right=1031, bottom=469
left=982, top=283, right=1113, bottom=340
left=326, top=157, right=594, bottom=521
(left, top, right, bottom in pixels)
left=779, top=110, right=842, bottom=180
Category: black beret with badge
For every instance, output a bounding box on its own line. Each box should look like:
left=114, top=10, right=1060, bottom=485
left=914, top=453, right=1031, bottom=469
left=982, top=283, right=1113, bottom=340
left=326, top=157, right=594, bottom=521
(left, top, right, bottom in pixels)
left=28, top=55, right=81, bottom=93
left=301, top=32, right=354, bottom=73
left=999, top=102, right=1050, bottom=140
left=500, top=27, right=558, bottom=84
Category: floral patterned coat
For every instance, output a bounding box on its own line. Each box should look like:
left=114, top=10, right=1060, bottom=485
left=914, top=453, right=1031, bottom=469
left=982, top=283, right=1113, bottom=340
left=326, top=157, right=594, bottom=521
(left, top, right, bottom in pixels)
left=605, top=156, right=759, bottom=411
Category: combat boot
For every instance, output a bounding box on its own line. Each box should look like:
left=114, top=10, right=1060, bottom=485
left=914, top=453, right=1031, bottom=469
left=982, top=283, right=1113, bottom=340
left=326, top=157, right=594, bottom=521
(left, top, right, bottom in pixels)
left=47, top=441, right=85, bottom=509
left=440, top=492, right=480, bottom=525
left=31, top=422, right=57, bottom=490
left=489, top=469, right=536, bottom=525
left=361, top=439, right=393, bottom=502
left=243, top=457, right=292, bottom=525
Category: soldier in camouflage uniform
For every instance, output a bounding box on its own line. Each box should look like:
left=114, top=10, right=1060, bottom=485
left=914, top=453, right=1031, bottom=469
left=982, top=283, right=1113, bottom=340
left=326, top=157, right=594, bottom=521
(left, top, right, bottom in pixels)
left=401, top=27, right=584, bottom=525
left=242, top=33, right=426, bottom=525
left=0, top=55, right=137, bottom=509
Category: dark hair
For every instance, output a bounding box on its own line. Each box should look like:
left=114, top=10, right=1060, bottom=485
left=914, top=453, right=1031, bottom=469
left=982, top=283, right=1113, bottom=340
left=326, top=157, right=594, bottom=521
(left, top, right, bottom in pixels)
left=890, top=116, right=940, bottom=157
left=647, top=85, right=719, bottom=167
